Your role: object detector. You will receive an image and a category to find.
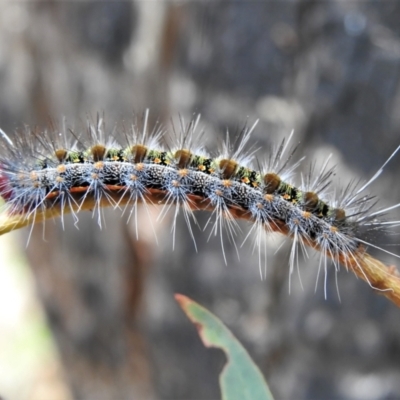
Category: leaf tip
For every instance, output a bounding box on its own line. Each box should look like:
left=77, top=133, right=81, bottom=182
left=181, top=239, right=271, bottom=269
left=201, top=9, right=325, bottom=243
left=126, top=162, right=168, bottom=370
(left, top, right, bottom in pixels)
left=174, top=293, right=190, bottom=309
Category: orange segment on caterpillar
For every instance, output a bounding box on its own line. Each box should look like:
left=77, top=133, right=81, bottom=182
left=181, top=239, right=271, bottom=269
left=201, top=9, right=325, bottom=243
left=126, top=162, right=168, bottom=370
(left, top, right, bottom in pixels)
left=1, top=112, right=400, bottom=305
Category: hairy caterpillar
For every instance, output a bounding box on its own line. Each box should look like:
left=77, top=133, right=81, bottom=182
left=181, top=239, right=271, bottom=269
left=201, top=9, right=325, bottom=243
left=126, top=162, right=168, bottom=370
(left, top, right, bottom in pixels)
left=1, top=111, right=400, bottom=305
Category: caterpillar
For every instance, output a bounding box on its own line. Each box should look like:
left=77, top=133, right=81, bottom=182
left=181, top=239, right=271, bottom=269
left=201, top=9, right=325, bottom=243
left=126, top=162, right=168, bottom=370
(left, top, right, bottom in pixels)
left=1, top=111, right=400, bottom=306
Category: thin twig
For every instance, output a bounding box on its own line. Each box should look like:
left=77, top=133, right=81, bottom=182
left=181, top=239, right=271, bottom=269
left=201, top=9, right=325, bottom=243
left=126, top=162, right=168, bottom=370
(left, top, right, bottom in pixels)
left=1, top=189, right=400, bottom=307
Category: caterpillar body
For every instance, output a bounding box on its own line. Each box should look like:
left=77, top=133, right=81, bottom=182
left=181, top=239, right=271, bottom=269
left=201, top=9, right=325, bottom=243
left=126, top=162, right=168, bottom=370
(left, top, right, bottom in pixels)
left=0, top=111, right=400, bottom=304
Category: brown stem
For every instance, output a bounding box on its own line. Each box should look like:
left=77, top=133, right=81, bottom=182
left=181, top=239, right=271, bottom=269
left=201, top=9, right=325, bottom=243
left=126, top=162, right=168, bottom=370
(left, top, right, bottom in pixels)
left=1, top=188, right=400, bottom=307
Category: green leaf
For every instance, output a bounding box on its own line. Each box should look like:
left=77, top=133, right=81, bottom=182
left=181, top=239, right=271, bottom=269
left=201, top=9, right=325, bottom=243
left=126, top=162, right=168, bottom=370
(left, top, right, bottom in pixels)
left=175, top=294, right=274, bottom=400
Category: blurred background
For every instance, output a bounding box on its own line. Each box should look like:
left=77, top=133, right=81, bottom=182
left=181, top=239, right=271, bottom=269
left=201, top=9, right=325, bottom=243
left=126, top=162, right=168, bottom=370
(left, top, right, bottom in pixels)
left=1, top=1, right=400, bottom=399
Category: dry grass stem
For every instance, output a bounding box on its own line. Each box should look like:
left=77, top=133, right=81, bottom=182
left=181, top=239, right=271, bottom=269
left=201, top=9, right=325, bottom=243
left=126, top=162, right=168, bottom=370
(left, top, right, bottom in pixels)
left=1, top=189, right=400, bottom=307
